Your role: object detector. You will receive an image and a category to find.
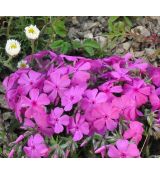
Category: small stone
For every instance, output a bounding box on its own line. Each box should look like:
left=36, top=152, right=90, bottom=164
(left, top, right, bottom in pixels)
left=122, top=42, right=131, bottom=51
left=84, top=31, right=93, bottom=39
left=150, top=16, right=160, bottom=25
left=82, top=22, right=100, bottom=31
left=0, top=81, right=5, bottom=93
left=116, top=48, right=125, bottom=54
left=3, top=112, right=13, bottom=121
left=68, top=27, right=78, bottom=39
left=72, top=17, right=79, bottom=25
left=134, top=51, right=145, bottom=57
left=95, top=36, right=107, bottom=48
left=145, top=48, right=155, bottom=56
left=132, top=26, right=150, bottom=37
left=0, top=94, right=8, bottom=109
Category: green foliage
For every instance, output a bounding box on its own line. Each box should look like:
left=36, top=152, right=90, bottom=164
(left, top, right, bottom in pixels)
left=53, top=19, right=67, bottom=38
left=51, top=40, right=71, bottom=54
left=82, top=39, right=100, bottom=56
left=107, top=16, right=133, bottom=39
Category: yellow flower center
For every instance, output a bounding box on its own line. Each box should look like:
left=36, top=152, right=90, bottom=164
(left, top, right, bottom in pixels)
left=20, top=63, right=27, bottom=68
left=28, top=28, right=35, bottom=34
left=10, top=43, right=17, bottom=49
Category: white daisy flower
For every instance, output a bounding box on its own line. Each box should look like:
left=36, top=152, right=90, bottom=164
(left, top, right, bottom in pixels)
left=17, top=60, right=29, bottom=69
left=25, top=25, right=40, bottom=40
left=5, top=39, right=21, bottom=57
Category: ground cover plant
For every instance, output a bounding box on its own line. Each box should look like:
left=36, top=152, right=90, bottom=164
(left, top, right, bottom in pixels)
left=0, top=17, right=160, bottom=158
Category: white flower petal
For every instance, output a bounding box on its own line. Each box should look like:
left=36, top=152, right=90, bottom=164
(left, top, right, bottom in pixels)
left=25, top=25, right=40, bottom=40
left=5, top=39, right=21, bottom=57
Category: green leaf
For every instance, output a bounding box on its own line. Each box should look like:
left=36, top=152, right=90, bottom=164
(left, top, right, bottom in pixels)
left=83, top=39, right=100, bottom=49
left=51, top=40, right=71, bottom=54
left=0, top=147, right=2, bottom=154
left=108, top=16, right=119, bottom=23
left=61, top=42, right=71, bottom=54
left=53, top=20, right=67, bottom=38
left=51, top=40, right=64, bottom=49
left=50, top=137, right=56, bottom=145
left=84, top=47, right=94, bottom=56
left=147, top=114, right=153, bottom=127
left=108, top=16, right=119, bottom=31
left=116, top=21, right=125, bottom=33
left=72, top=40, right=82, bottom=49
left=124, top=17, right=132, bottom=27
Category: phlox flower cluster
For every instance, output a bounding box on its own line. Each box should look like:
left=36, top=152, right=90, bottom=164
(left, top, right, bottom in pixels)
left=3, top=50, right=160, bottom=158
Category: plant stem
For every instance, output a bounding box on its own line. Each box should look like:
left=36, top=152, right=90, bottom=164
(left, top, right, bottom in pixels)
left=140, top=128, right=151, bottom=155
left=31, top=40, right=35, bottom=55
left=0, top=59, right=14, bottom=72
left=5, top=56, right=13, bottom=64
left=6, top=17, right=13, bottom=39
left=31, top=40, right=42, bottom=69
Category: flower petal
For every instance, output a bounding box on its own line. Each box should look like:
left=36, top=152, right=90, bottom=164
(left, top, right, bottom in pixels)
left=37, top=93, right=50, bottom=106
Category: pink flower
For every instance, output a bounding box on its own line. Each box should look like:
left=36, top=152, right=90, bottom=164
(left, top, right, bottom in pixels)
left=21, top=88, right=50, bottom=118
left=95, top=145, right=107, bottom=158
left=124, top=78, right=150, bottom=106
left=61, top=85, right=86, bottom=111
left=110, top=63, right=131, bottom=82
left=3, top=73, right=19, bottom=91
left=18, top=70, right=42, bottom=93
left=92, top=103, right=119, bottom=131
left=24, top=134, right=49, bottom=158
left=149, top=86, right=160, bottom=110
left=69, top=113, right=89, bottom=141
left=22, top=118, right=35, bottom=129
left=147, top=66, right=160, bottom=87
left=112, top=95, right=143, bottom=120
left=123, top=121, right=144, bottom=144
left=81, top=89, right=107, bottom=110
left=43, top=70, right=70, bottom=102
left=71, top=61, right=91, bottom=85
left=48, top=107, right=69, bottom=134
left=13, top=134, right=24, bottom=144
left=128, top=58, right=149, bottom=73
left=99, top=81, right=123, bottom=94
left=8, top=148, right=15, bottom=158
left=99, top=81, right=123, bottom=101
left=108, top=139, right=140, bottom=158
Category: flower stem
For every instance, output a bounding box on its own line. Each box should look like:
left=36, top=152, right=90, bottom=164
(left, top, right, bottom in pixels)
left=140, top=128, right=151, bottom=155
left=5, top=56, right=13, bottom=64
left=31, top=40, right=35, bottom=55
left=6, top=17, right=13, bottom=39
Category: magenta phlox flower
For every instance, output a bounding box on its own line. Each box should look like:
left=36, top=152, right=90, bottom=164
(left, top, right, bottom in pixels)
left=149, top=85, right=160, bottom=110
left=99, top=81, right=123, bottom=101
left=128, top=58, right=149, bottom=73
left=48, top=107, right=69, bottom=134
left=61, top=85, right=86, bottom=111
left=21, top=88, right=50, bottom=118
left=108, top=139, right=140, bottom=158
left=112, top=95, right=143, bottom=120
left=71, top=61, right=91, bottom=85
left=68, top=113, right=89, bottom=141
left=110, top=63, right=131, bottom=82
left=147, top=66, right=160, bottom=87
left=24, top=134, right=49, bottom=158
left=95, top=145, right=108, bottom=158
left=123, top=121, right=144, bottom=144
left=103, top=55, right=123, bottom=66
left=124, top=78, right=150, bottom=106
left=92, top=103, right=119, bottom=131
left=81, top=89, right=107, bottom=110
left=43, top=70, right=71, bottom=102
left=3, top=73, right=19, bottom=91
left=18, top=70, right=42, bottom=94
